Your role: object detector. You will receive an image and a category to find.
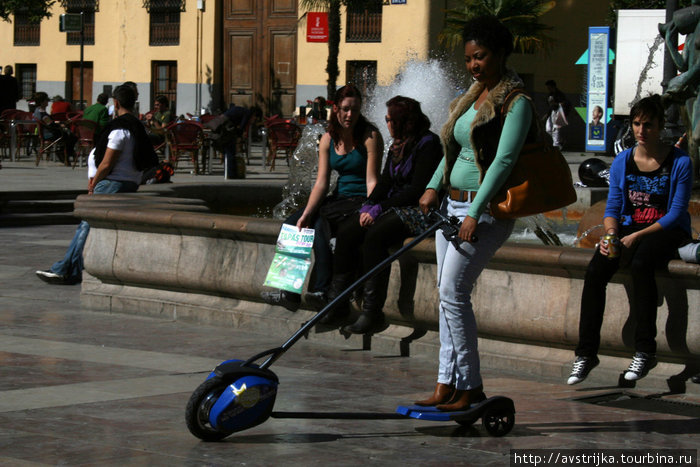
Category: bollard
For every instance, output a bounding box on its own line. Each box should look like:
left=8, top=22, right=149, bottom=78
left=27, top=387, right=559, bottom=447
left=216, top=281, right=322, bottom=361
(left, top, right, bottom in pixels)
left=260, top=126, right=268, bottom=167
left=224, top=150, right=236, bottom=179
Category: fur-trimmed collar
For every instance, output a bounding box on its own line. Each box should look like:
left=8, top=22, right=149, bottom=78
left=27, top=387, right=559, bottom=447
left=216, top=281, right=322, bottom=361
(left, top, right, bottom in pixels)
left=440, top=69, right=526, bottom=183
left=441, top=69, right=524, bottom=145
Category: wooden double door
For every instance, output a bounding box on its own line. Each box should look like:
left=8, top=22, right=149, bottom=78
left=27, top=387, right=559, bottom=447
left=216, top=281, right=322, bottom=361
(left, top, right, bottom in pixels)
left=223, top=0, right=297, bottom=117
left=68, top=62, right=93, bottom=109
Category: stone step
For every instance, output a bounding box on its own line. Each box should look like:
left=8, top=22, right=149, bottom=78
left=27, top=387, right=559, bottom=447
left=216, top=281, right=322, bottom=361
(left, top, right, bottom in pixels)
left=0, top=212, right=79, bottom=227
left=2, top=199, right=75, bottom=214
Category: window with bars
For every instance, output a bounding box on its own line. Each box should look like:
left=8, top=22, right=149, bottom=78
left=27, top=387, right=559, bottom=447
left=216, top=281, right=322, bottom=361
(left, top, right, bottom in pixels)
left=152, top=61, right=177, bottom=113
left=16, top=64, right=37, bottom=100
left=66, top=12, right=95, bottom=45
left=148, top=0, right=182, bottom=46
left=62, top=0, right=98, bottom=45
left=346, top=61, right=377, bottom=98
left=346, top=1, right=382, bottom=43
left=13, top=12, right=40, bottom=46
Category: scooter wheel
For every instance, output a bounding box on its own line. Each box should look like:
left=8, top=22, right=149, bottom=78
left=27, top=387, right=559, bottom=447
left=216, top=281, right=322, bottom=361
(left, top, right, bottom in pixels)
left=185, top=376, right=234, bottom=441
left=482, top=406, right=515, bottom=437
left=455, top=413, right=480, bottom=427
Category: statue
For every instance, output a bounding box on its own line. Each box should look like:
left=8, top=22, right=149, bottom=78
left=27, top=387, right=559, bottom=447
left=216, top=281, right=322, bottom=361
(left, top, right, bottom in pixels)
left=660, top=2, right=700, bottom=173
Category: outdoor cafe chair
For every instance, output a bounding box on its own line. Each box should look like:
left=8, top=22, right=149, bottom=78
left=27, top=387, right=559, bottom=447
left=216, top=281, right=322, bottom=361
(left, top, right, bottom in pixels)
left=72, top=119, right=97, bottom=169
left=167, top=120, right=205, bottom=174
left=50, top=112, right=70, bottom=122
left=35, top=118, right=69, bottom=166
left=0, top=110, right=13, bottom=159
left=3, top=110, right=39, bottom=161
left=265, top=121, right=301, bottom=171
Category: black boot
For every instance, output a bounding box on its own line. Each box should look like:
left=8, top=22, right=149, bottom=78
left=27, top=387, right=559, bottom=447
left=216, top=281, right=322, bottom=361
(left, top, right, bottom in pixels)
left=318, top=272, right=353, bottom=325
left=342, top=270, right=389, bottom=334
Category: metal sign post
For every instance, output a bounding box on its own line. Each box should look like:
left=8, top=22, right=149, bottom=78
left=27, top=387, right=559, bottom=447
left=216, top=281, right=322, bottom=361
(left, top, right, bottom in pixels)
left=59, top=13, right=85, bottom=109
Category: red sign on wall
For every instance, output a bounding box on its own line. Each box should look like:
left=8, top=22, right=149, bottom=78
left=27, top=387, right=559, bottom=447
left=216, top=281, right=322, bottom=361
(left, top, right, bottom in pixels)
left=307, top=12, right=329, bottom=42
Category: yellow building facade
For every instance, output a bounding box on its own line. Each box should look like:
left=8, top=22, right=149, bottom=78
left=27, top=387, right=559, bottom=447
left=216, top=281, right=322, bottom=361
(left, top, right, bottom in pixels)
left=296, top=1, right=609, bottom=109
left=1, top=0, right=610, bottom=134
left=0, top=0, right=218, bottom=115
left=296, top=0, right=443, bottom=103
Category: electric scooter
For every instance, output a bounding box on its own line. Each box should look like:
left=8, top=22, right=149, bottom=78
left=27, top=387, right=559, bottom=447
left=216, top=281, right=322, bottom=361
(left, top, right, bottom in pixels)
left=185, top=210, right=516, bottom=441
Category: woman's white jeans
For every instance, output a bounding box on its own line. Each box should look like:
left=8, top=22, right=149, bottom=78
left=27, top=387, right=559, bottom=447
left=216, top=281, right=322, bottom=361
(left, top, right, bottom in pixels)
left=435, top=197, right=514, bottom=390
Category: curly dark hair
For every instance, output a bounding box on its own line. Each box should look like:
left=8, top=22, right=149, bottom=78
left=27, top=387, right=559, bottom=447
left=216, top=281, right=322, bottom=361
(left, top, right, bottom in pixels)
left=461, top=15, right=514, bottom=59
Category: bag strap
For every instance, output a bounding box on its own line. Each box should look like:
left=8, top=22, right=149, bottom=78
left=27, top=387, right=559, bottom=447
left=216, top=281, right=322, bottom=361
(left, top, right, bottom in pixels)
left=500, top=88, right=527, bottom=125
left=501, top=88, right=551, bottom=149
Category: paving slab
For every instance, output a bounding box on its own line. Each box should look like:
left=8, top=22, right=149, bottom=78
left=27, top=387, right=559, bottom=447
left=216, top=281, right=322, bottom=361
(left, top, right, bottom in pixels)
left=0, top=224, right=699, bottom=466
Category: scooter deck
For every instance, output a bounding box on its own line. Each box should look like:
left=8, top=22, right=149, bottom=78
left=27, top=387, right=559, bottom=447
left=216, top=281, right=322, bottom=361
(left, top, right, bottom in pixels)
left=396, top=396, right=513, bottom=422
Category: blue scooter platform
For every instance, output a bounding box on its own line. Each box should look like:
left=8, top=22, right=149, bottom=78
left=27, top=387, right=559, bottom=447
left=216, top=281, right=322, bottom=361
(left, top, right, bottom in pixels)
left=396, top=396, right=514, bottom=422
left=396, top=404, right=475, bottom=421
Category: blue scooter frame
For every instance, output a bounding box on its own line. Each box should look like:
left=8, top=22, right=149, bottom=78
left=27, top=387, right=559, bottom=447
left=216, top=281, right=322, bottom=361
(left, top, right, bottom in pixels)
left=185, top=210, right=515, bottom=440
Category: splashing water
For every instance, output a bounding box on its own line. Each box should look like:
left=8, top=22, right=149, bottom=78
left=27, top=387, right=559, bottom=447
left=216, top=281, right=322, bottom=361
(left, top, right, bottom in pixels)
left=272, top=57, right=462, bottom=219
left=364, top=57, right=463, bottom=147
left=270, top=58, right=579, bottom=248
left=272, top=123, right=327, bottom=219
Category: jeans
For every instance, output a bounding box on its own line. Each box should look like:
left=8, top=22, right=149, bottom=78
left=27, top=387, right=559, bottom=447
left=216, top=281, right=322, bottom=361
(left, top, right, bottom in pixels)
left=435, top=197, right=514, bottom=390
left=50, top=179, right=138, bottom=281
left=576, top=226, right=689, bottom=357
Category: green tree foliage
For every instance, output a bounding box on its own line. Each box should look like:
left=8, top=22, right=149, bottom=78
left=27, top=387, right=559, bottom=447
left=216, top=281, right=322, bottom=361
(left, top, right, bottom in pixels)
left=0, top=0, right=55, bottom=23
left=439, top=0, right=556, bottom=53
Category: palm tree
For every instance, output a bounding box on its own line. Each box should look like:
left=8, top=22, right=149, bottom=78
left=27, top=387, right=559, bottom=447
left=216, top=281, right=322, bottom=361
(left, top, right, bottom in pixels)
left=439, top=0, right=556, bottom=54
left=299, top=0, right=375, bottom=100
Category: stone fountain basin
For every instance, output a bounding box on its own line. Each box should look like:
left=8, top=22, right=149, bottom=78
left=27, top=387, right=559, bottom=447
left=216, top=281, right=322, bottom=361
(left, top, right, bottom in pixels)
left=75, top=186, right=700, bottom=392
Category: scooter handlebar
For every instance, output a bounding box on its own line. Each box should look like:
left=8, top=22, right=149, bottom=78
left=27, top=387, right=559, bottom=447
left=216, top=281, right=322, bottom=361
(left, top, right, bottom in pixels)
left=427, top=209, right=476, bottom=242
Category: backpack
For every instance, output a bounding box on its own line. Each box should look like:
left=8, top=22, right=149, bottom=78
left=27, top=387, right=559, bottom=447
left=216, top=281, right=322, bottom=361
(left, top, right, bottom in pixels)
left=205, top=114, right=242, bottom=151
left=142, top=161, right=175, bottom=184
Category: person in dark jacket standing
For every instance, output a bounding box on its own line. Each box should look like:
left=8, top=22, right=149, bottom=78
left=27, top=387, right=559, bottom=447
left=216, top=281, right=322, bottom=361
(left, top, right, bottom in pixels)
left=0, top=65, right=19, bottom=113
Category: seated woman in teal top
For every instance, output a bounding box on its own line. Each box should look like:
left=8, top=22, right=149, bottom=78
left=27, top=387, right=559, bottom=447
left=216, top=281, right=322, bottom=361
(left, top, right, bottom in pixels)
left=329, top=137, right=369, bottom=197
left=261, top=84, right=382, bottom=312
left=416, top=15, right=536, bottom=412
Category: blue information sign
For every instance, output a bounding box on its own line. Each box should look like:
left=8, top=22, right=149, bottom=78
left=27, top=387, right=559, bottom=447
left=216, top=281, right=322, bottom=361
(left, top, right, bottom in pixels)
left=586, top=27, right=610, bottom=153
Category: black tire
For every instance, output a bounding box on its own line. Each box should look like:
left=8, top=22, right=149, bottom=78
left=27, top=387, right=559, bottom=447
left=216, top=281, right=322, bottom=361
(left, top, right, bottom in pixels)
left=185, top=376, right=234, bottom=442
left=482, top=406, right=515, bottom=437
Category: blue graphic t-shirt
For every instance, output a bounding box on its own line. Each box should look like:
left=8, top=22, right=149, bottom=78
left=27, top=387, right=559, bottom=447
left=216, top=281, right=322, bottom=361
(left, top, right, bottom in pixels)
left=625, top=153, right=672, bottom=226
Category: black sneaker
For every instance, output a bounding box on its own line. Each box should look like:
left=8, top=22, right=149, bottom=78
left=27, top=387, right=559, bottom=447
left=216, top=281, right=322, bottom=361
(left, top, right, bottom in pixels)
left=36, top=270, right=69, bottom=285
left=624, top=352, right=657, bottom=381
left=567, top=355, right=600, bottom=385
left=260, top=290, right=301, bottom=312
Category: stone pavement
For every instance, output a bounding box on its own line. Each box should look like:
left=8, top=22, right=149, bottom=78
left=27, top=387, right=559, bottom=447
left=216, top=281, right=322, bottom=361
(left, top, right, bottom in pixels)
left=1, top=223, right=699, bottom=466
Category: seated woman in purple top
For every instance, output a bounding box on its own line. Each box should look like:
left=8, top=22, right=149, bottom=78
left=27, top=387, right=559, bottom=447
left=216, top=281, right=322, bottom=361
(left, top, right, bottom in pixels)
left=326, top=96, right=443, bottom=333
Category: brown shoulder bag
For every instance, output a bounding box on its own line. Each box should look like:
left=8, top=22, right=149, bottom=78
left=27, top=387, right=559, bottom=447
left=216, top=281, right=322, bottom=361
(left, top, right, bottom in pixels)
left=489, top=89, right=577, bottom=219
